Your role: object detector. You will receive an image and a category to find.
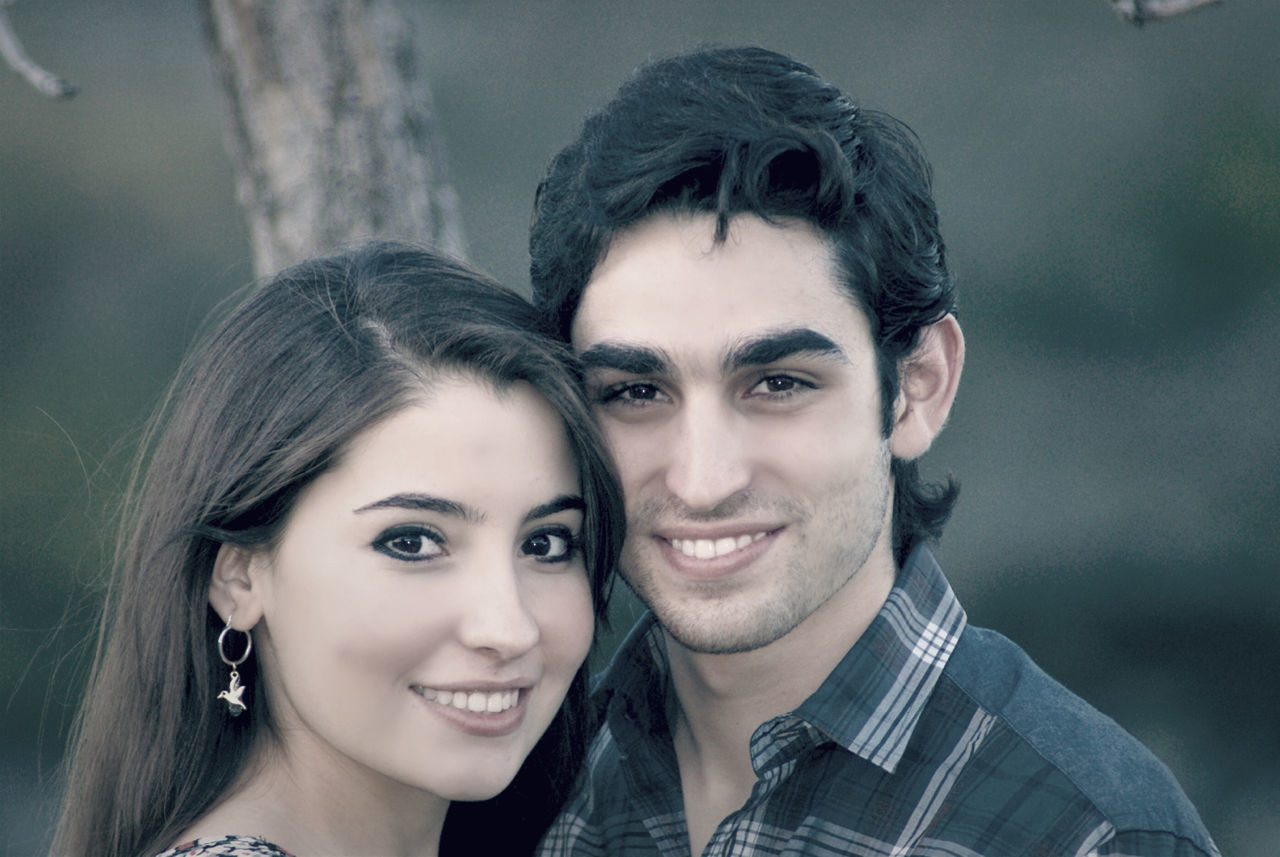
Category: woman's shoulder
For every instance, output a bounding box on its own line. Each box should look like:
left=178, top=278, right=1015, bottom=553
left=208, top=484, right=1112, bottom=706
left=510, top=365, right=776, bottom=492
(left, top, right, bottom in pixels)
left=153, top=835, right=297, bottom=857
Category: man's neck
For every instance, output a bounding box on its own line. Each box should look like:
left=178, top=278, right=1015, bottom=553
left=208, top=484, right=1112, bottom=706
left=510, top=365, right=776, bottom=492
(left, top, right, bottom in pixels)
left=664, top=545, right=897, bottom=855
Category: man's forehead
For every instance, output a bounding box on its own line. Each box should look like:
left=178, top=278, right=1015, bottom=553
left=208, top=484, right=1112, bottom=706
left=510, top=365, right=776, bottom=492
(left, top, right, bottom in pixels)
left=569, top=212, right=874, bottom=366
left=576, top=212, right=850, bottom=310
left=588, top=211, right=834, bottom=279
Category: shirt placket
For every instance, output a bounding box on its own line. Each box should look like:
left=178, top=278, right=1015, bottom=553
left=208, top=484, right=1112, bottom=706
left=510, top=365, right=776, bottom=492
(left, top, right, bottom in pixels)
left=698, top=717, right=823, bottom=857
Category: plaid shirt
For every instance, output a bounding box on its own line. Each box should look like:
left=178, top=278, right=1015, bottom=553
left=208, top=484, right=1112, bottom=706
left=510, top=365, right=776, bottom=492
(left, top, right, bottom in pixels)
left=538, top=546, right=1219, bottom=857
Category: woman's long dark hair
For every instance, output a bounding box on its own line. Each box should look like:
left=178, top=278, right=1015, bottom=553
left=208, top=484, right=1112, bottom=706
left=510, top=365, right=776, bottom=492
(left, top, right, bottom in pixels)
left=51, top=242, right=623, bottom=857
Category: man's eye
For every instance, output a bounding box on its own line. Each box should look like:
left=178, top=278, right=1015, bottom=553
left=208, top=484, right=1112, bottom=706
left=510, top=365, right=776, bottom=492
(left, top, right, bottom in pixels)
left=749, top=374, right=814, bottom=398
left=373, top=526, right=445, bottom=561
left=522, top=527, right=578, bottom=563
left=600, top=382, right=664, bottom=404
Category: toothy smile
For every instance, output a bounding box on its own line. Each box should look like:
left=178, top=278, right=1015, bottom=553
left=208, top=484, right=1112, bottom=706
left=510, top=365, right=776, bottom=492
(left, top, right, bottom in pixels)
left=668, top=532, right=769, bottom=559
left=412, top=687, right=521, bottom=713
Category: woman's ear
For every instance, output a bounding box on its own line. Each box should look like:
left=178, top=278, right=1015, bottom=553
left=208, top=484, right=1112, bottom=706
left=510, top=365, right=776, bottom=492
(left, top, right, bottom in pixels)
left=889, top=314, right=965, bottom=461
left=208, top=543, right=267, bottom=630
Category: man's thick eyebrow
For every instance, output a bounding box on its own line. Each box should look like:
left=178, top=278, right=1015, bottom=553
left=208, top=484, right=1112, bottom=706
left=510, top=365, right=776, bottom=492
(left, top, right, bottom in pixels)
left=354, top=494, right=481, bottom=522
left=578, top=343, right=669, bottom=375
left=524, top=494, right=586, bottom=524
left=726, top=328, right=845, bottom=371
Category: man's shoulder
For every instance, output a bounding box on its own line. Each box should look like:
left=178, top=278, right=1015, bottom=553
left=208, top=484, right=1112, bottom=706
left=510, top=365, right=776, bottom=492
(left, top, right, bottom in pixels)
left=944, top=624, right=1214, bottom=849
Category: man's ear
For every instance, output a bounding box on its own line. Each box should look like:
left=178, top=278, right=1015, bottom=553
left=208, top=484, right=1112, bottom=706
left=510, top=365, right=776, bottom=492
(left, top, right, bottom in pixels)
left=208, top=543, right=267, bottom=630
left=889, top=314, right=964, bottom=461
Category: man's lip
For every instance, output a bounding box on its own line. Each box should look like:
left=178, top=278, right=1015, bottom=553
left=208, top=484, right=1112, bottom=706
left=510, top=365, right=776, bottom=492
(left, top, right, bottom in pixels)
left=653, top=524, right=781, bottom=558
left=650, top=527, right=780, bottom=579
left=654, top=524, right=782, bottom=542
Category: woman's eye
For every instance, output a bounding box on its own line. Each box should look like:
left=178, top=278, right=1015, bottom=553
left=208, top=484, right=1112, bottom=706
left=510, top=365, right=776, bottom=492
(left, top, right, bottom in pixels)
left=522, top=527, right=578, bottom=563
left=373, top=526, right=444, bottom=561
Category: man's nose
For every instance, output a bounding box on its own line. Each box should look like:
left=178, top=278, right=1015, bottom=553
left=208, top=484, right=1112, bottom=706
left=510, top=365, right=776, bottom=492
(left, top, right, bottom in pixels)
left=663, top=397, right=752, bottom=512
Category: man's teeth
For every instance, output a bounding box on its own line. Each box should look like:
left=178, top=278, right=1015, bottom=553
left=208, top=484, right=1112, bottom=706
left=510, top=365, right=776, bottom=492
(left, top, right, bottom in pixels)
left=670, top=532, right=767, bottom=559
left=414, top=687, right=520, bottom=713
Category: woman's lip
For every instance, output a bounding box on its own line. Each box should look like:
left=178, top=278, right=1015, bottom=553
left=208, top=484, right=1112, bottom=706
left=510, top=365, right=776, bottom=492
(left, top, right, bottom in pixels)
left=410, top=685, right=530, bottom=737
left=411, top=685, right=523, bottom=714
left=412, top=680, right=531, bottom=693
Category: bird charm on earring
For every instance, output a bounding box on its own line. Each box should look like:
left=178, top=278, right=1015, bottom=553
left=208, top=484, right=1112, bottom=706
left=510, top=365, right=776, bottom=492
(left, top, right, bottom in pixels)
left=217, top=613, right=253, bottom=717
left=218, top=671, right=247, bottom=715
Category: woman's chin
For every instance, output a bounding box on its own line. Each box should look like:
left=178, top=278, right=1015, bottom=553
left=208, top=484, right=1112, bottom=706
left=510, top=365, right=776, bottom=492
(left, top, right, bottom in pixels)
left=439, top=775, right=517, bottom=803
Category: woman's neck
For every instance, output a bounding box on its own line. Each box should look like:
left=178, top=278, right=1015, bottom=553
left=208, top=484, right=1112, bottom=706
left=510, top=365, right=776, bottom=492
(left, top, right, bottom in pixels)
left=175, top=739, right=449, bottom=857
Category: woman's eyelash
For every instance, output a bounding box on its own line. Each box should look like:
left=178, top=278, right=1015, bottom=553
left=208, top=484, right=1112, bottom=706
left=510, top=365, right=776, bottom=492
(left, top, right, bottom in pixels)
left=523, top=526, right=581, bottom=563
left=372, top=525, right=445, bottom=561
left=372, top=524, right=581, bottom=565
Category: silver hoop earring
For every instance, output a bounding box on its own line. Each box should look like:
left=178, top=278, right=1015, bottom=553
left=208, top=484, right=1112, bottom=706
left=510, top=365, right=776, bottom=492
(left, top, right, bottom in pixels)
left=217, top=612, right=252, bottom=717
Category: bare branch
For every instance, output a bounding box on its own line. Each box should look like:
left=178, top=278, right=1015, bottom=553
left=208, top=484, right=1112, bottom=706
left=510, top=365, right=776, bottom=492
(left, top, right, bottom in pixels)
left=0, top=4, right=77, bottom=98
left=1110, top=0, right=1224, bottom=26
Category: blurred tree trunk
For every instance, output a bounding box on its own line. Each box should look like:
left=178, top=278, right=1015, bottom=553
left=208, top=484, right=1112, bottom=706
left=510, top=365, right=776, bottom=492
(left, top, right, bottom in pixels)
left=200, top=0, right=467, bottom=277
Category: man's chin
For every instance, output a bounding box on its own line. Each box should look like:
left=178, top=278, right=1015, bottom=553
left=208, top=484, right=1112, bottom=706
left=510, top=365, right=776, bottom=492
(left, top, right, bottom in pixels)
left=653, top=603, right=802, bottom=656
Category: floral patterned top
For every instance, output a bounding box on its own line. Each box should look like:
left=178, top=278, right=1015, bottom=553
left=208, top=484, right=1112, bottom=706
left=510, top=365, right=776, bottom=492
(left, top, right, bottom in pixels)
left=154, top=835, right=296, bottom=857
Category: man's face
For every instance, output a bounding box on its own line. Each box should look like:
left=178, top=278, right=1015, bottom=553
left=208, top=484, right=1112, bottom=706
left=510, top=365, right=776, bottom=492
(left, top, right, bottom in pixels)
left=571, top=213, right=896, bottom=654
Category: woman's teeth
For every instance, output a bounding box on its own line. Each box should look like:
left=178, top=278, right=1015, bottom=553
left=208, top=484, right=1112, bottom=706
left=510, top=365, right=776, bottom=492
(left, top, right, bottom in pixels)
left=413, top=687, right=520, bottom=713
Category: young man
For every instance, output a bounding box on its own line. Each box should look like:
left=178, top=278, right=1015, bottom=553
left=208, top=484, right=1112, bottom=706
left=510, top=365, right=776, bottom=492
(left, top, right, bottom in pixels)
left=530, top=46, right=1218, bottom=857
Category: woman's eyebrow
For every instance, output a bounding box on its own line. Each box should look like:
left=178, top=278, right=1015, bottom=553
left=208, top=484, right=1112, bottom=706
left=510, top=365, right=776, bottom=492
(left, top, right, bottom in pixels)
left=524, top=494, right=586, bottom=524
left=354, top=493, right=583, bottom=525
left=354, top=493, right=482, bottom=523
left=725, top=327, right=845, bottom=372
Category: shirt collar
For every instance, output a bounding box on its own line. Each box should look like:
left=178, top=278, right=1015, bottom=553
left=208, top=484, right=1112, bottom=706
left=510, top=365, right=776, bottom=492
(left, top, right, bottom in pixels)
left=596, top=544, right=966, bottom=776
left=593, top=609, right=670, bottom=737
left=794, top=544, right=966, bottom=773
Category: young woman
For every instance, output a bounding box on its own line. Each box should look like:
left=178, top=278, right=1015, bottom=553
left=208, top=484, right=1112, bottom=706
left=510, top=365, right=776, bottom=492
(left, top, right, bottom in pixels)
left=50, top=243, right=623, bottom=857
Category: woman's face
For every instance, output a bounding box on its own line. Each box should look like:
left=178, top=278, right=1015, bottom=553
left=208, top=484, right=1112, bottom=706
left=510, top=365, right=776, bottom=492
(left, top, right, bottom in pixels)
left=243, top=377, right=594, bottom=803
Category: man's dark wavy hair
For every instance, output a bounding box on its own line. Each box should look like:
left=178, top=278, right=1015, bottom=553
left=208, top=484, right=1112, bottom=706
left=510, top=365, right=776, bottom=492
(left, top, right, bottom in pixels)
left=530, top=45, right=959, bottom=565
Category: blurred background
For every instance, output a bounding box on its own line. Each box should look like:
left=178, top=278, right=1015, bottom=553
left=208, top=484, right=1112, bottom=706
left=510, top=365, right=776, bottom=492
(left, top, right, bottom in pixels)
left=2, top=1, right=1277, bottom=854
